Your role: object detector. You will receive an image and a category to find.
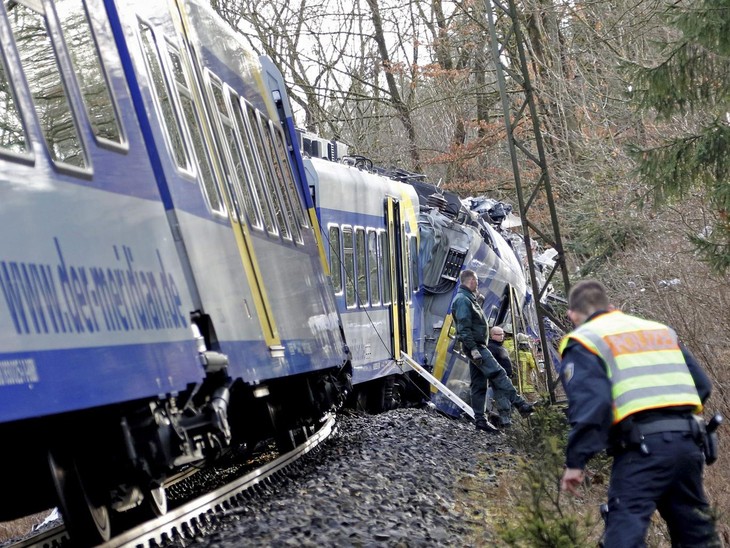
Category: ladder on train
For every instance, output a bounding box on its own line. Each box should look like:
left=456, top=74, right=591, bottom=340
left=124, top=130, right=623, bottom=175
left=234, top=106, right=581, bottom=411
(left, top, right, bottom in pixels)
left=400, top=352, right=475, bottom=419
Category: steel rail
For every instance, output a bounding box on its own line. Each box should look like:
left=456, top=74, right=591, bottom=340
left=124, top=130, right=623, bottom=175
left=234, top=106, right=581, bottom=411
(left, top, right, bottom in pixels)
left=14, top=414, right=336, bottom=548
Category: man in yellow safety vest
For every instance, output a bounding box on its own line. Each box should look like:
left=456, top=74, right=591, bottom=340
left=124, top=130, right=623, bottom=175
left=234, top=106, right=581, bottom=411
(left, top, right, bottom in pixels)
left=558, top=279, right=719, bottom=547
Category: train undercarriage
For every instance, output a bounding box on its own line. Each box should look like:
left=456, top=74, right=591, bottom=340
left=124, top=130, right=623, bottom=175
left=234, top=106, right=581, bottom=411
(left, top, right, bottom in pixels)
left=1, top=353, right=352, bottom=545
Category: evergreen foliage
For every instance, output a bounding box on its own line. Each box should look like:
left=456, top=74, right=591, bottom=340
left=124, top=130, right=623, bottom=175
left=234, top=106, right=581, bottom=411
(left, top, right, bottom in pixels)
left=628, top=0, right=730, bottom=273
left=496, top=405, right=606, bottom=547
left=566, top=208, right=647, bottom=275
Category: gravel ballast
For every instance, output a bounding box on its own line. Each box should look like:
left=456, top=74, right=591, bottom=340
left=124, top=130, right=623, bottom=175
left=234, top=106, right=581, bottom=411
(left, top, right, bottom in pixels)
left=193, top=407, right=520, bottom=547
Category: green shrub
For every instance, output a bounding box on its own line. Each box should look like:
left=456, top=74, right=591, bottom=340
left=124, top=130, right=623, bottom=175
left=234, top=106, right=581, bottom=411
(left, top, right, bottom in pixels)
left=496, top=405, right=606, bottom=547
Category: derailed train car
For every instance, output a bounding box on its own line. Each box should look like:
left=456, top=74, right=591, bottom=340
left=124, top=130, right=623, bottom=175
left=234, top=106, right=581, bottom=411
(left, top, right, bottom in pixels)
left=298, top=133, right=540, bottom=417
left=0, top=0, right=350, bottom=543
left=416, top=190, right=538, bottom=416
left=0, top=0, right=546, bottom=540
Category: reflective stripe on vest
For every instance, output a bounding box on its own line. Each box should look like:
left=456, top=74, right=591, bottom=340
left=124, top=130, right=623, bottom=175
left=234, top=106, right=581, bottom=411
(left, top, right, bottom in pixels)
left=560, top=311, right=701, bottom=423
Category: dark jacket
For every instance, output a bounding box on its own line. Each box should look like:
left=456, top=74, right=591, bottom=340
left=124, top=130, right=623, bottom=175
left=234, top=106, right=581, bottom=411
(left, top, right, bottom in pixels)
left=559, top=310, right=713, bottom=469
left=488, top=339, right=513, bottom=377
left=451, top=286, right=487, bottom=353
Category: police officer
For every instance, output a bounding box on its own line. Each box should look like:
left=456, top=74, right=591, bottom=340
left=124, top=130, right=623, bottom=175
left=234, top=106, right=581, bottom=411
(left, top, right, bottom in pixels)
left=559, top=279, right=719, bottom=547
left=451, top=269, right=534, bottom=433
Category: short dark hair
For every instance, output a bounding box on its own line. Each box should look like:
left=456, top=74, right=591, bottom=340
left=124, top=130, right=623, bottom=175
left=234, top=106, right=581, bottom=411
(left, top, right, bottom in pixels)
left=460, top=269, right=477, bottom=284
left=568, top=279, right=610, bottom=315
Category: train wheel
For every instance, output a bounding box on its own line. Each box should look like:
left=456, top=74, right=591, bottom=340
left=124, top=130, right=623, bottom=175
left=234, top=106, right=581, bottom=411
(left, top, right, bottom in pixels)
left=390, top=377, right=407, bottom=409
left=143, top=484, right=167, bottom=518
left=111, top=486, right=167, bottom=535
left=48, top=450, right=111, bottom=545
left=111, top=483, right=167, bottom=535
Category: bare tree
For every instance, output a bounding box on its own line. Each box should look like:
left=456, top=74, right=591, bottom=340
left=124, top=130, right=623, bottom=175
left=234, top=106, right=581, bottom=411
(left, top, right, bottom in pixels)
left=210, top=0, right=510, bottom=178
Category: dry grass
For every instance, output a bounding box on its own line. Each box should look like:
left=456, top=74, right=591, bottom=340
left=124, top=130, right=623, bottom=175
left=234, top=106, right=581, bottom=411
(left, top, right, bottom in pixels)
left=453, top=451, right=521, bottom=547
left=456, top=380, right=728, bottom=547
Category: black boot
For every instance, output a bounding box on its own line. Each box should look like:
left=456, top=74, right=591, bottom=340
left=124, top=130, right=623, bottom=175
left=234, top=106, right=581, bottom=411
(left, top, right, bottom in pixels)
left=517, top=402, right=535, bottom=417
left=475, top=417, right=501, bottom=434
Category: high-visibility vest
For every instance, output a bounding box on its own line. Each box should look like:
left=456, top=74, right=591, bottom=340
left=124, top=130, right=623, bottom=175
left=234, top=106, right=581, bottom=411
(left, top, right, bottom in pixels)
left=559, top=311, right=702, bottom=424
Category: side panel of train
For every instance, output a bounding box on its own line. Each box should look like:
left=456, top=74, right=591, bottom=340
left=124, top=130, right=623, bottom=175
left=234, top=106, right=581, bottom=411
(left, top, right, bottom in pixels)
left=0, top=0, right=211, bottom=529
left=118, top=0, right=352, bottom=437
left=0, top=0, right=200, bottom=423
left=305, top=157, right=426, bottom=411
left=110, top=0, right=347, bottom=382
left=0, top=0, right=350, bottom=542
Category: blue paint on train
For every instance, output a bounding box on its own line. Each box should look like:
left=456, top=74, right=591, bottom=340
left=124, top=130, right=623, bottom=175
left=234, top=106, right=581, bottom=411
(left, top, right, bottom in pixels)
left=0, top=341, right=197, bottom=422
left=282, top=117, right=315, bottom=210
left=0, top=239, right=186, bottom=336
left=102, top=0, right=178, bottom=211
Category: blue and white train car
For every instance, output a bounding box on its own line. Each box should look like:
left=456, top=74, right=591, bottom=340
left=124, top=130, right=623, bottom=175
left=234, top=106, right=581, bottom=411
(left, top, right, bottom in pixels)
left=0, top=0, right=350, bottom=542
left=304, top=154, right=425, bottom=412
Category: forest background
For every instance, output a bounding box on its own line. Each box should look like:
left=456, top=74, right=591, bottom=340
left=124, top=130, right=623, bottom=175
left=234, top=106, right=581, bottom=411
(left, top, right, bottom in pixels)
left=209, top=0, right=729, bottom=543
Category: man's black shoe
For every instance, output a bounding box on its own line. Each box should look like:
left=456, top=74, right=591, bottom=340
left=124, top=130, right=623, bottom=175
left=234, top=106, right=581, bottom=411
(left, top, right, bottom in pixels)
left=518, top=402, right=536, bottom=417
left=475, top=419, right=501, bottom=434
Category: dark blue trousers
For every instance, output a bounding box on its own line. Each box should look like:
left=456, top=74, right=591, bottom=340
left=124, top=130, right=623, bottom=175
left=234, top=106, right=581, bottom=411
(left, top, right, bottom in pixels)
left=469, top=346, right=526, bottom=425
left=604, top=431, right=719, bottom=547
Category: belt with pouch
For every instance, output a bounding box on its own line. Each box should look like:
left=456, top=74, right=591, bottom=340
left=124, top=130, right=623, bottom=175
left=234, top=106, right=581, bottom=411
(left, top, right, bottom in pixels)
left=638, top=415, right=720, bottom=466
left=611, top=416, right=699, bottom=456
left=636, top=417, right=695, bottom=436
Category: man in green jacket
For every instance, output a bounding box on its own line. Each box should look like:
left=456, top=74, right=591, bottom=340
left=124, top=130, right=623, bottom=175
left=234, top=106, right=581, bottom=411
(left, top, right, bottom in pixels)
left=451, top=269, right=534, bottom=432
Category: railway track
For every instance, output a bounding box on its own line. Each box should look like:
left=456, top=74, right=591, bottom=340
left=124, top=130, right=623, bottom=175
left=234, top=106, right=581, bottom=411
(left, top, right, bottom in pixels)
left=13, top=414, right=337, bottom=548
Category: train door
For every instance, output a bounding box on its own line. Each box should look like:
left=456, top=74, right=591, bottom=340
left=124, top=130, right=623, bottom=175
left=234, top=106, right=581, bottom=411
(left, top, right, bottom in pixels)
left=384, top=196, right=412, bottom=359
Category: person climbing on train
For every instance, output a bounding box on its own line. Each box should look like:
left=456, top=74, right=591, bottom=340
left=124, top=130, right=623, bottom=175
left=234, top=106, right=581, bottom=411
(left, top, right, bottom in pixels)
left=451, top=269, right=535, bottom=433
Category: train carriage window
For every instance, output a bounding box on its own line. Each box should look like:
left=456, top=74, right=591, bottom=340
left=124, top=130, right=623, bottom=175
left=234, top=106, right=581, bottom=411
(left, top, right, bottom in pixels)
left=379, top=230, right=392, bottom=305
left=409, top=235, right=419, bottom=294
left=0, top=50, right=26, bottom=153
left=262, top=120, right=301, bottom=243
left=342, top=226, right=355, bottom=308
left=367, top=229, right=380, bottom=305
left=8, top=1, right=86, bottom=167
left=355, top=227, right=367, bottom=306
left=206, top=74, right=260, bottom=227
left=166, top=46, right=224, bottom=215
left=328, top=225, right=342, bottom=294
left=270, top=125, right=309, bottom=229
left=207, top=73, right=227, bottom=113
left=245, top=106, right=291, bottom=240
left=56, top=0, right=122, bottom=145
left=231, top=96, right=275, bottom=234
left=138, top=22, right=188, bottom=170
